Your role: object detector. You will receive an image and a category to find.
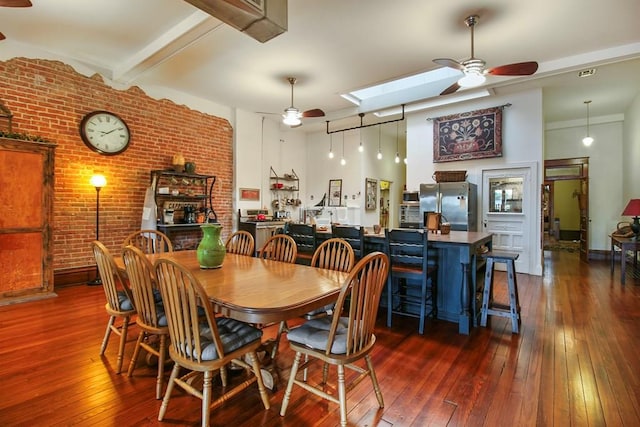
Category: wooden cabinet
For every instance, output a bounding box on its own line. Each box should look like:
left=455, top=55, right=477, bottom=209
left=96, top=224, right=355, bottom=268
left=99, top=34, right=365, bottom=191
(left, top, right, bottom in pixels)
left=0, top=137, right=56, bottom=305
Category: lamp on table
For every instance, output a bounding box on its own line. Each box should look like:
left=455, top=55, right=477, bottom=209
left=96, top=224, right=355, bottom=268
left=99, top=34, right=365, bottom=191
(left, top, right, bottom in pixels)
left=622, top=199, right=640, bottom=239
left=88, top=174, right=107, bottom=286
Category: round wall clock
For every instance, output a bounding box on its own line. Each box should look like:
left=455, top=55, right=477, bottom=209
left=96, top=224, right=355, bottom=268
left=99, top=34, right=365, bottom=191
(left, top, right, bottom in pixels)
left=79, top=110, right=131, bottom=155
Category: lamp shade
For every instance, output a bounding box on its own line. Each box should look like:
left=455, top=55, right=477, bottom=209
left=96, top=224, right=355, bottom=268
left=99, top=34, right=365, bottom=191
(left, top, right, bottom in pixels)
left=90, top=174, right=107, bottom=188
left=622, top=199, right=640, bottom=216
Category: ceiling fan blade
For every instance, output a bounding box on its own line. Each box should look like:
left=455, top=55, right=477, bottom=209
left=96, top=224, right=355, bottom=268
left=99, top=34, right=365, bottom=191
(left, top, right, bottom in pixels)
left=433, top=58, right=465, bottom=71
left=0, top=32, right=5, bottom=41
left=0, top=0, right=32, bottom=6
left=440, top=82, right=461, bottom=96
left=487, top=61, right=538, bottom=76
left=302, top=108, right=325, bottom=118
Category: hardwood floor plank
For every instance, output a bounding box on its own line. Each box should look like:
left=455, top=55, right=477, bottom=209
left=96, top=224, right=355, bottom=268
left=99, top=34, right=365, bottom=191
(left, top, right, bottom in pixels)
left=1, top=250, right=640, bottom=426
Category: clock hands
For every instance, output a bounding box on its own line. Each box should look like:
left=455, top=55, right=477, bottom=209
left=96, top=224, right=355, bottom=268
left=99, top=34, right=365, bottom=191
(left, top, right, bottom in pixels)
left=99, top=127, right=123, bottom=136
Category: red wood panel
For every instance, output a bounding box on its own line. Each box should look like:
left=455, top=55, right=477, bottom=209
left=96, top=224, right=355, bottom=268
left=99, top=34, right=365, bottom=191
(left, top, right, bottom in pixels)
left=0, top=232, right=44, bottom=294
left=0, top=149, right=44, bottom=229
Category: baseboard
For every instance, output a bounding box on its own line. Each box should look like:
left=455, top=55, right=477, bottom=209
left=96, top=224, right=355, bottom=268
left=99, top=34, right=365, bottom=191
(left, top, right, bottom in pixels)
left=54, top=266, right=97, bottom=288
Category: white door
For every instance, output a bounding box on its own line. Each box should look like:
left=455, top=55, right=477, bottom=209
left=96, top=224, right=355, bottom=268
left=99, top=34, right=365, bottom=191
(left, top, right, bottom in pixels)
left=482, top=167, right=533, bottom=274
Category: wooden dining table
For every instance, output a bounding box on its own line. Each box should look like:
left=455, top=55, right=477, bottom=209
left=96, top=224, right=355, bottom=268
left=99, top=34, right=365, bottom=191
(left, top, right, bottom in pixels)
left=115, top=250, right=348, bottom=325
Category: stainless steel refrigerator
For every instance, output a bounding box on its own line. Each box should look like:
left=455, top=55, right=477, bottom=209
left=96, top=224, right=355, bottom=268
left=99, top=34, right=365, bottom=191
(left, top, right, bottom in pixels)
left=419, top=182, right=478, bottom=231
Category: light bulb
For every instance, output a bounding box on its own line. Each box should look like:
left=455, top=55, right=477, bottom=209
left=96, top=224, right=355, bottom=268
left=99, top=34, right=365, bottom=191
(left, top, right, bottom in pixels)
left=340, top=158, right=346, bottom=166
left=377, top=151, right=382, bottom=160
left=458, top=71, right=486, bottom=88
left=395, top=152, right=400, bottom=163
left=404, top=157, right=408, bottom=164
left=582, top=136, right=594, bottom=146
left=328, top=150, right=334, bottom=159
left=358, top=143, right=364, bottom=152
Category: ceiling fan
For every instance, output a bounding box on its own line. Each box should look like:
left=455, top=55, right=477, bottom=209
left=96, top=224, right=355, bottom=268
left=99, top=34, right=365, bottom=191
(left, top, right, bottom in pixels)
left=0, top=0, right=32, bottom=41
left=434, top=15, right=538, bottom=96
left=282, top=77, right=324, bottom=127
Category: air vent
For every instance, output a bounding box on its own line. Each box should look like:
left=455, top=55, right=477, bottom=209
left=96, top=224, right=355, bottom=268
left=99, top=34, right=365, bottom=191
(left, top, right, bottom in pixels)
left=578, top=68, right=597, bottom=78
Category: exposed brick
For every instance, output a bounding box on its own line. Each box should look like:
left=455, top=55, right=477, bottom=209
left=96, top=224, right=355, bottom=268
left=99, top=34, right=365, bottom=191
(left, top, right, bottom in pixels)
left=0, top=58, right=234, bottom=271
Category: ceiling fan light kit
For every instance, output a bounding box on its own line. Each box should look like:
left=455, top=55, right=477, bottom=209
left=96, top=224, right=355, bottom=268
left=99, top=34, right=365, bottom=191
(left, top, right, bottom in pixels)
left=281, top=77, right=324, bottom=127
left=434, top=15, right=538, bottom=95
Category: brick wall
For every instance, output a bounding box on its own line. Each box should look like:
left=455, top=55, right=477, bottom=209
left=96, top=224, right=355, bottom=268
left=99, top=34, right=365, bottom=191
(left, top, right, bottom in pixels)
left=0, top=58, right=233, bottom=271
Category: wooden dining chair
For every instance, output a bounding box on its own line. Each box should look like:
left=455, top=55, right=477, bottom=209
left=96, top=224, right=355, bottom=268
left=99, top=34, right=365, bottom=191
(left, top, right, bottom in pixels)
left=385, top=228, right=438, bottom=335
left=91, top=240, right=136, bottom=374
left=280, top=252, right=390, bottom=427
left=331, top=225, right=365, bottom=259
left=122, top=229, right=173, bottom=254
left=258, top=234, right=297, bottom=263
left=225, top=230, right=255, bottom=256
left=154, top=257, right=270, bottom=427
left=122, top=245, right=170, bottom=399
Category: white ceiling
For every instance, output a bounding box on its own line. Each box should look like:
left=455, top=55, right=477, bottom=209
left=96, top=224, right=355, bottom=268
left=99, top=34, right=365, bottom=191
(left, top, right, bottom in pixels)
left=1, top=0, right=639, bottom=133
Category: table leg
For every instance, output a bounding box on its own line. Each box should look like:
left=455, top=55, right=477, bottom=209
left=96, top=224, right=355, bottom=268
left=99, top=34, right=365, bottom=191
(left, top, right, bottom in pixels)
left=621, top=245, right=627, bottom=285
left=459, top=261, right=472, bottom=335
left=610, top=240, right=615, bottom=275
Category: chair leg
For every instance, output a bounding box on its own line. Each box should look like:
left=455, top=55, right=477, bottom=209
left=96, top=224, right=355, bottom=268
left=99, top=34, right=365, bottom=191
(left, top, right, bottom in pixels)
left=365, top=355, right=384, bottom=408
left=418, top=279, right=427, bottom=335
left=116, top=316, right=130, bottom=374
left=280, top=351, right=302, bottom=417
left=100, top=316, right=115, bottom=355
left=127, top=331, right=145, bottom=377
left=246, top=351, right=271, bottom=410
left=337, top=364, right=348, bottom=427
left=156, top=334, right=167, bottom=400
left=480, top=258, right=495, bottom=327
left=201, top=370, right=213, bottom=427
left=158, top=363, right=180, bottom=421
left=386, top=278, right=393, bottom=328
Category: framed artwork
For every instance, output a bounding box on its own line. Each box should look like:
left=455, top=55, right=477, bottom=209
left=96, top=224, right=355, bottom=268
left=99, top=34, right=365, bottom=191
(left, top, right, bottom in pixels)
left=239, top=187, right=260, bottom=201
left=365, top=178, right=377, bottom=210
left=328, top=179, right=342, bottom=206
left=433, top=106, right=503, bottom=163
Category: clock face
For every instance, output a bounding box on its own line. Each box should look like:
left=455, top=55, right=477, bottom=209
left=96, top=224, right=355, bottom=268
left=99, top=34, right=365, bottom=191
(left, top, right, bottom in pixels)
left=80, top=111, right=131, bottom=155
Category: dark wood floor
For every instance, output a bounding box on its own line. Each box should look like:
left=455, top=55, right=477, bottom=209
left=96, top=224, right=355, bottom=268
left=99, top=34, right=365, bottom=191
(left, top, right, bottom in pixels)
left=1, top=250, right=639, bottom=426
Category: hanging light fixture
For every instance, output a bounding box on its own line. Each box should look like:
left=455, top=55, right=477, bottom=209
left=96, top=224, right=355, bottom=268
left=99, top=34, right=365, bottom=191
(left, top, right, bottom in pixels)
left=340, top=132, right=346, bottom=166
left=582, top=100, right=594, bottom=147
left=328, top=134, right=334, bottom=159
left=377, top=125, right=382, bottom=160
left=358, top=127, right=364, bottom=152
left=394, top=121, right=400, bottom=163
left=403, top=122, right=408, bottom=164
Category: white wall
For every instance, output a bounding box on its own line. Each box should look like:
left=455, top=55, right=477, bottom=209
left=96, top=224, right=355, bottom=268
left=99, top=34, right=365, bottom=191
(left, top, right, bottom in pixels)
left=545, top=119, right=624, bottom=250
left=305, top=126, right=405, bottom=227
left=623, top=93, right=640, bottom=201
left=405, top=88, right=544, bottom=275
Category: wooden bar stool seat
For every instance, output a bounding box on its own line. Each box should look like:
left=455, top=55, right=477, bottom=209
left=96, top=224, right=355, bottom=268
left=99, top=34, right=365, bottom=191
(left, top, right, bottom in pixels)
left=480, top=251, right=521, bottom=333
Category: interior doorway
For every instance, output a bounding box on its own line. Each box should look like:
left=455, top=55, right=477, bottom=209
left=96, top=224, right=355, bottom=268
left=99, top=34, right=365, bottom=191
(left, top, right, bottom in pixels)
left=543, top=157, right=589, bottom=263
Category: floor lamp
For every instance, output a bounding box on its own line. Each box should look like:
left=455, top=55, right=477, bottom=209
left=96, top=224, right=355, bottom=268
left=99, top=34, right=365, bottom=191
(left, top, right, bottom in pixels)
left=88, top=174, right=106, bottom=286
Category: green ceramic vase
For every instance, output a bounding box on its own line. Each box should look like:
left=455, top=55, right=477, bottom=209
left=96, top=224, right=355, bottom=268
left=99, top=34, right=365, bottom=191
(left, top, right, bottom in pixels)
left=196, top=223, right=226, bottom=269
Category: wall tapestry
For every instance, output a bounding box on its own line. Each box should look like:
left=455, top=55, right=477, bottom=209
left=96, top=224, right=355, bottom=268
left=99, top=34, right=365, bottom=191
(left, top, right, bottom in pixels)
left=433, top=106, right=503, bottom=163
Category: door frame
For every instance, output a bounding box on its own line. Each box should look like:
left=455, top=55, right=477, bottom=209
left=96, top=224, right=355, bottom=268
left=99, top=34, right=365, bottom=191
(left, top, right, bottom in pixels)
left=481, top=162, right=540, bottom=275
left=543, top=157, right=589, bottom=263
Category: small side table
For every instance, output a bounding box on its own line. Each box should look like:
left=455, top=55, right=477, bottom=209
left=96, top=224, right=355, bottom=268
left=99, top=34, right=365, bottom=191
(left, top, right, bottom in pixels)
left=610, top=235, right=640, bottom=285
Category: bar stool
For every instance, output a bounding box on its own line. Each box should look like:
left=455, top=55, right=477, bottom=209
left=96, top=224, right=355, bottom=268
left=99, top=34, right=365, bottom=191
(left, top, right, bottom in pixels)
left=480, top=251, right=521, bottom=333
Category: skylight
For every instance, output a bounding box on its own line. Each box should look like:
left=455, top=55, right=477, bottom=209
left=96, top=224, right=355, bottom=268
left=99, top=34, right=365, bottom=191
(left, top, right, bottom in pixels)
left=341, top=67, right=462, bottom=106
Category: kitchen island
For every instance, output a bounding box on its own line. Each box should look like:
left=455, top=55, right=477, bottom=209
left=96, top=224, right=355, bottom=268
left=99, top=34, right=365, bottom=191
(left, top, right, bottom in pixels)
left=318, top=227, right=493, bottom=334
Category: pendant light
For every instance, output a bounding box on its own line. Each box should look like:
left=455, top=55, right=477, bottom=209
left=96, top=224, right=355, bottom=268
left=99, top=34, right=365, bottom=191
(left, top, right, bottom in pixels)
left=328, top=134, right=334, bottom=159
left=394, top=121, right=400, bottom=163
left=403, top=122, right=408, bottom=164
left=582, top=100, right=594, bottom=147
left=377, top=125, right=382, bottom=160
left=358, top=128, right=364, bottom=152
left=340, top=132, right=346, bottom=166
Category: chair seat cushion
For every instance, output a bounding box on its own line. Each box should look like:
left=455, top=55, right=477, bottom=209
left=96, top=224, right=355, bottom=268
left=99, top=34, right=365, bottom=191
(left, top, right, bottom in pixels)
left=287, top=316, right=349, bottom=354
left=117, top=290, right=134, bottom=311
left=304, top=303, right=334, bottom=318
left=198, top=318, right=263, bottom=360
left=155, top=303, right=168, bottom=327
